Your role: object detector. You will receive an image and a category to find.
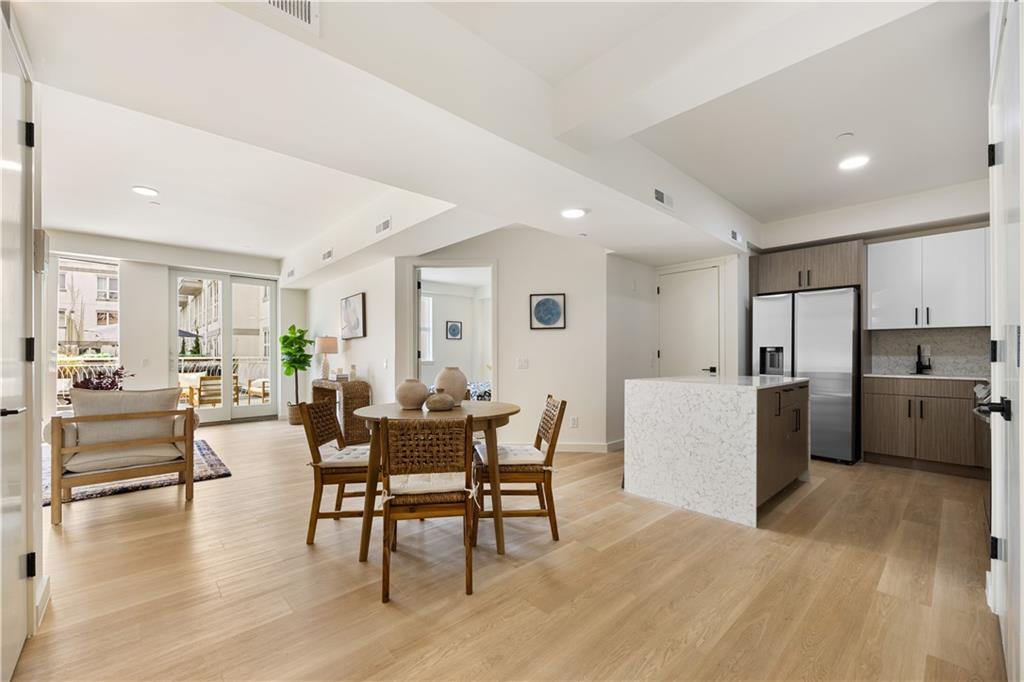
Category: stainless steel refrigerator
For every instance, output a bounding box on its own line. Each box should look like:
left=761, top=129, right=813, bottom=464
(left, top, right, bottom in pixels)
left=752, top=288, right=859, bottom=463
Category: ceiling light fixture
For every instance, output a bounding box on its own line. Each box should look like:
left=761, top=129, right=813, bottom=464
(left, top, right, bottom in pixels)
left=131, top=185, right=160, bottom=197
left=835, top=131, right=855, bottom=141
left=561, top=208, right=589, bottom=219
left=838, top=155, right=869, bottom=171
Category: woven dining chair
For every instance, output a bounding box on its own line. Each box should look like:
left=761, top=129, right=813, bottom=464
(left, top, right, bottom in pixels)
left=472, top=395, right=567, bottom=544
left=299, top=401, right=376, bottom=545
left=380, top=416, right=476, bottom=603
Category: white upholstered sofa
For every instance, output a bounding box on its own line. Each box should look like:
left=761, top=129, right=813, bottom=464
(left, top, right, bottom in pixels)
left=46, top=388, right=197, bottom=524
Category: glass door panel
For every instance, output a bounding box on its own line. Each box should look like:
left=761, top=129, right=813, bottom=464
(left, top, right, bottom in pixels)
left=231, top=278, right=277, bottom=418
left=173, top=271, right=229, bottom=422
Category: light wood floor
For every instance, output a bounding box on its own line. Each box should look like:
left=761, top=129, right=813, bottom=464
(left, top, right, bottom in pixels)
left=16, top=419, right=1005, bottom=681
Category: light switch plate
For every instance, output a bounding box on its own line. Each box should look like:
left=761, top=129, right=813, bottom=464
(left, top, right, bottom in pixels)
left=516, top=358, right=529, bottom=370
left=570, top=416, right=579, bottom=428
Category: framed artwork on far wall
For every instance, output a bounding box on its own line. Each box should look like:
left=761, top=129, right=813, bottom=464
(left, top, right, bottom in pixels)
left=340, top=292, right=366, bottom=340
left=530, top=293, right=566, bottom=330
left=445, top=320, right=463, bottom=340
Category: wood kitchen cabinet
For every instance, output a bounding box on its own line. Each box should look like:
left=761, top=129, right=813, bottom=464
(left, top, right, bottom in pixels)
left=862, top=377, right=983, bottom=471
left=867, top=227, right=989, bottom=330
left=754, top=240, right=862, bottom=294
left=756, top=382, right=809, bottom=505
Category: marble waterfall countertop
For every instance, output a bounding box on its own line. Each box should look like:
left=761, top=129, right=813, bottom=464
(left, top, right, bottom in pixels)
left=628, top=375, right=810, bottom=390
left=623, top=375, right=810, bottom=527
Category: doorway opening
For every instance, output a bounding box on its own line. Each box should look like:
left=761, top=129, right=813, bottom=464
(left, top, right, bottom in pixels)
left=415, top=266, right=494, bottom=401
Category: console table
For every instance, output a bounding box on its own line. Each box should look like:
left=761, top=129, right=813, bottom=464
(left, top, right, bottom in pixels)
left=311, top=378, right=372, bottom=444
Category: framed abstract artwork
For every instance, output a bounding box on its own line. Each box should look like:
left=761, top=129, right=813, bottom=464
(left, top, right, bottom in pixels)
left=530, top=293, right=566, bottom=330
left=446, top=320, right=463, bottom=340
left=340, top=292, right=366, bottom=340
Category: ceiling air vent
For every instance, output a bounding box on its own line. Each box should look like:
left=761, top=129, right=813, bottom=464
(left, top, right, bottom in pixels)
left=321, top=248, right=333, bottom=262
left=267, top=0, right=320, bottom=34
left=375, top=216, right=393, bottom=235
left=654, top=188, right=674, bottom=210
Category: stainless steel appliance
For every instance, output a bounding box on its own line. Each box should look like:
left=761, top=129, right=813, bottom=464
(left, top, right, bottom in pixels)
left=752, top=288, right=859, bottom=463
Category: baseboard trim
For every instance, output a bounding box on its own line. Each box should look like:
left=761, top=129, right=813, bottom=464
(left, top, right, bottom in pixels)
left=606, top=439, right=624, bottom=452
left=504, top=441, right=618, bottom=454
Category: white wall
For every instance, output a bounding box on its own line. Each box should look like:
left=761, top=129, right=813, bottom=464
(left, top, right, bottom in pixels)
left=406, top=227, right=609, bottom=448
left=305, top=257, right=397, bottom=405
left=606, top=255, right=658, bottom=448
left=755, top=179, right=988, bottom=249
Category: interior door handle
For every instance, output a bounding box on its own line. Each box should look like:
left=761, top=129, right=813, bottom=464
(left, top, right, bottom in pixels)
left=980, top=397, right=1013, bottom=422
left=0, top=407, right=26, bottom=417
left=701, top=366, right=717, bottom=374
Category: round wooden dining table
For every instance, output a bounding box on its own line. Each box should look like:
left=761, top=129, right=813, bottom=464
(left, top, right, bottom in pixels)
left=353, top=400, right=521, bottom=560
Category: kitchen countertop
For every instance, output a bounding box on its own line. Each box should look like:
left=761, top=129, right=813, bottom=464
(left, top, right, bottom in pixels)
left=629, top=375, right=809, bottom=390
left=863, top=373, right=989, bottom=383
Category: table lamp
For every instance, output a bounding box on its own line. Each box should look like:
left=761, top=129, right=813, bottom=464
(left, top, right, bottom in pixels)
left=314, top=336, right=338, bottom=380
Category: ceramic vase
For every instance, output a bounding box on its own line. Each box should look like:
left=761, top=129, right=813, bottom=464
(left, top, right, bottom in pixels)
left=396, top=378, right=429, bottom=410
left=434, top=366, right=468, bottom=405
left=425, top=388, right=455, bottom=412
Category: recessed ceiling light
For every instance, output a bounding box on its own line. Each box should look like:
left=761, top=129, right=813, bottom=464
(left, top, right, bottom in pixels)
left=131, top=185, right=159, bottom=197
left=838, top=155, right=870, bottom=171
left=561, top=208, right=589, bottom=219
left=835, top=131, right=855, bottom=141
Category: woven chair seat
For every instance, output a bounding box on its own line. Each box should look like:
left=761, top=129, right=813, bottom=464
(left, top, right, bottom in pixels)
left=477, top=462, right=545, bottom=474
left=473, top=443, right=546, bottom=467
left=391, top=491, right=469, bottom=506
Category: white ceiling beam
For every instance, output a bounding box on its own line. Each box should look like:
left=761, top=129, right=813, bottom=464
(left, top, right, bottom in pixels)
left=554, top=2, right=932, bottom=152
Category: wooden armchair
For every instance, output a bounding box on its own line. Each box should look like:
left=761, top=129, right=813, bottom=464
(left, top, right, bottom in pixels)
left=472, top=395, right=566, bottom=543
left=195, top=374, right=240, bottom=407
left=50, top=406, right=195, bottom=525
left=380, top=416, right=476, bottom=603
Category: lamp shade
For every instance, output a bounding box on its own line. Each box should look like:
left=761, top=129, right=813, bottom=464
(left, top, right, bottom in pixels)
left=314, top=336, right=338, bottom=354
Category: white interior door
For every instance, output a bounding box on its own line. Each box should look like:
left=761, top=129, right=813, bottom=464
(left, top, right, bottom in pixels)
left=0, top=18, right=30, bottom=681
left=658, top=267, right=719, bottom=377
left=988, top=2, right=1021, bottom=678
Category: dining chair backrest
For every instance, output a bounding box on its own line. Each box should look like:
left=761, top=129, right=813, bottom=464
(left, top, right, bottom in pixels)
left=534, top=395, right=568, bottom=467
left=299, top=400, right=346, bottom=465
left=381, top=417, right=474, bottom=486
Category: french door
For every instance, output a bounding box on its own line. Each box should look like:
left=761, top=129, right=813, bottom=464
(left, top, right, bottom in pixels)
left=170, top=270, right=277, bottom=423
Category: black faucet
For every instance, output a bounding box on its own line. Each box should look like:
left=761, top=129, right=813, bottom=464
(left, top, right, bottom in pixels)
left=915, top=344, right=932, bottom=375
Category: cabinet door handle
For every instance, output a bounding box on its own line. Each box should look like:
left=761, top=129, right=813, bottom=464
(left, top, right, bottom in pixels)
left=907, top=399, right=911, bottom=418
left=914, top=308, right=919, bottom=325
left=798, top=270, right=803, bottom=287
left=919, top=400, right=924, bottom=419
left=776, top=392, right=782, bottom=416
left=926, top=306, right=931, bottom=325
left=806, top=270, right=811, bottom=287
left=794, top=408, right=800, bottom=433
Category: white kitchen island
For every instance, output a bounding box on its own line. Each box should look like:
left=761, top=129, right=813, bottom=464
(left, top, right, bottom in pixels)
left=624, top=375, right=810, bottom=527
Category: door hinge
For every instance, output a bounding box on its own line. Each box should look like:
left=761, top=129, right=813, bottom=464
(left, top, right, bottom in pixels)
left=26, top=552, right=35, bottom=578
left=24, top=337, right=34, bottom=362
left=991, top=536, right=1005, bottom=561
left=417, top=350, right=421, bottom=359
left=23, top=121, right=34, bottom=148
left=416, top=281, right=421, bottom=290
left=989, top=142, right=1002, bottom=167
left=656, top=286, right=660, bottom=295
left=656, top=349, right=661, bottom=359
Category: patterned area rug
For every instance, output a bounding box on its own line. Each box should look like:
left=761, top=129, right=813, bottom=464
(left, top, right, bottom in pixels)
left=41, top=439, right=231, bottom=506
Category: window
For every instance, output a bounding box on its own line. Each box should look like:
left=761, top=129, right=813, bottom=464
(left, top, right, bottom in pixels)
left=418, top=295, right=433, bottom=362
left=97, top=275, right=118, bottom=301
left=58, top=272, right=67, bottom=291
left=97, top=310, right=118, bottom=326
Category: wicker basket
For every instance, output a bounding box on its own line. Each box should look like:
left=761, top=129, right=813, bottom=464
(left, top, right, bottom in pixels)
left=287, top=402, right=303, bottom=426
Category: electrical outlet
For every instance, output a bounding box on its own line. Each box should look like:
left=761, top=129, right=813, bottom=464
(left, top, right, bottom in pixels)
left=570, top=416, right=579, bottom=428
left=516, top=358, right=529, bottom=370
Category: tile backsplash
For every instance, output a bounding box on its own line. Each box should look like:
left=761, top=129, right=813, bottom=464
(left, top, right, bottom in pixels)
left=870, top=327, right=990, bottom=378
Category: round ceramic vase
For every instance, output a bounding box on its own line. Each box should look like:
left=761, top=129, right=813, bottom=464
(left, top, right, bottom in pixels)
left=396, top=378, right=429, bottom=410
left=434, top=366, right=468, bottom=405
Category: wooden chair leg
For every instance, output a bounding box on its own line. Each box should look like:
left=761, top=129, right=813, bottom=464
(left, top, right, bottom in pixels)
left=61, top=487, right=72, bottom=503
left=390, top=519, right=398, bottom=551
left=464, top=500, right=473, bottom=595
left=334, top=483, right=346, bottom=513
left=306, top=476, right=324, bottom=545
left=543, top=473, right=558, bottom=541
left=536, top=482, right=546, bottom=510
left=184, top=462, right=194, bottom=502
left=471, top=478, right=482, bottom=547
left=382, top=506, right=392, bottom=603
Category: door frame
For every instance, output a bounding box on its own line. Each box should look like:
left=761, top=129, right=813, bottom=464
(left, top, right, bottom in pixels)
left=168, top=270, right=279, bottom=424
left=397, top=258, right=498, bottom=401
left=656, top=254, right=741, bottom=377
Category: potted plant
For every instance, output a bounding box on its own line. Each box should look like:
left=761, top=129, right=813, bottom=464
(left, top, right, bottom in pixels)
left=280, top=324, right=313, bottom=425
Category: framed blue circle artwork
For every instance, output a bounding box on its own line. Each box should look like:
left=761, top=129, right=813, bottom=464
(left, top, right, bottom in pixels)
left=530, top=293, right=566, bottom=329
left=445, top=320, right=463, bottom=340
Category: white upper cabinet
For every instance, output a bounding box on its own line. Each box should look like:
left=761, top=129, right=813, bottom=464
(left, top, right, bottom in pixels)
left=867, top=237, right=923, bottom=329
left=867, top=227, right=989, bottom=330
left=921, top=228, right=988, bottom=328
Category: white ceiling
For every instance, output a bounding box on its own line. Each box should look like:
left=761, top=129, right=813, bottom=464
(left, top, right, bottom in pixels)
left=419, top=266, right=491, bottom=288
left=432, top=2, right=673, bottom=84
left=39, top=85, right=418, bottom=258
left=632, top=2, right=989, bottom=223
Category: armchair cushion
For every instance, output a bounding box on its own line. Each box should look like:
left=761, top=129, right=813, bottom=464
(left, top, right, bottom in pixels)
left=71, top=388, right=183, bottom=446
left=388, top=472, right=466, bottom=496
left=64, top=444, right=184, bottom=474
left=317, top=443, right=370, bottom=467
